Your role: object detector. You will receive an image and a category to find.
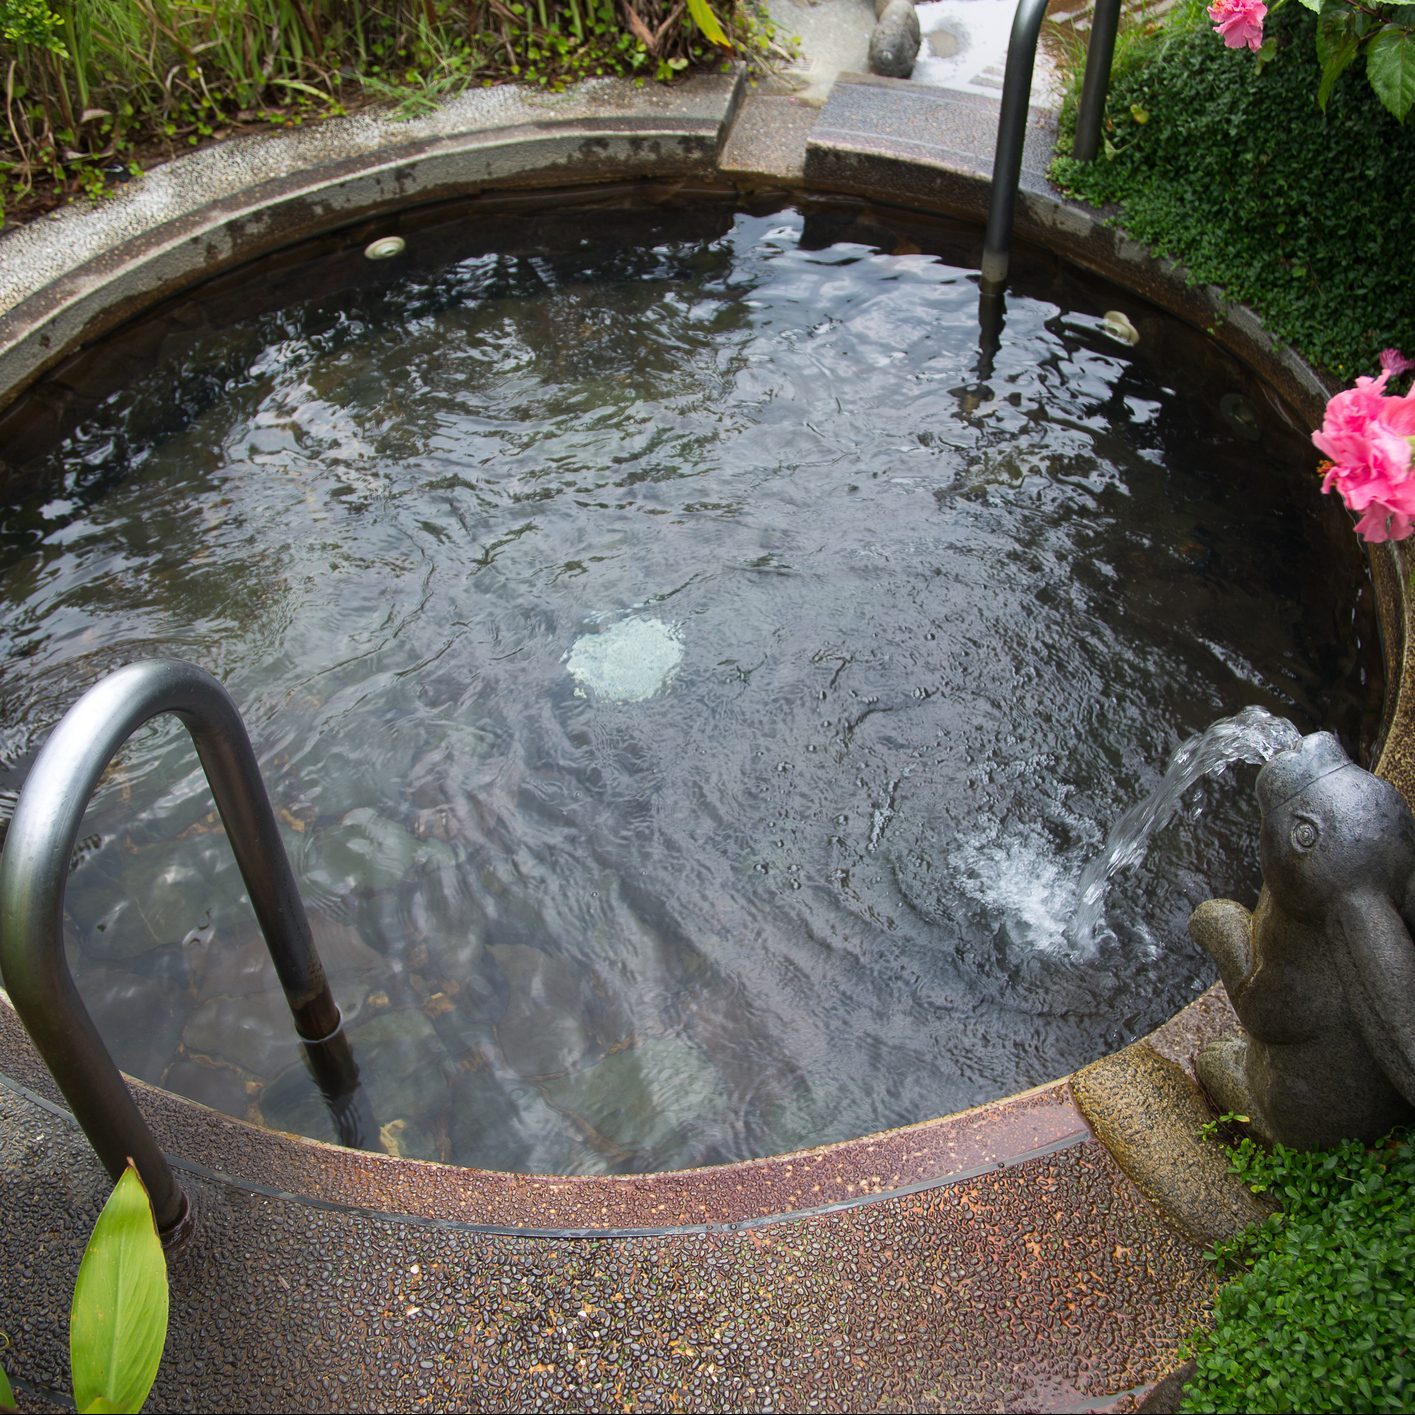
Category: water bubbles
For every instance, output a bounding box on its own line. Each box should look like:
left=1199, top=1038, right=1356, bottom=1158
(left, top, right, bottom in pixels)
left=954, top=828, right=1080, bottom=959
left=1181, top=781, right=1210, bottom=823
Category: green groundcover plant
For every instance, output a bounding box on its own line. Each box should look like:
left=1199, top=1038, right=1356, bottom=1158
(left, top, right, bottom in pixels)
left=1051, top=0, right=1415, bottom=380
left=1180, top=1124, right=1415, bottom=1413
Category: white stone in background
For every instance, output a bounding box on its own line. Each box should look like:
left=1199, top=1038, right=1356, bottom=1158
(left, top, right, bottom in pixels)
left=1101, top=310, right=1141, bottom=346
left=566, top=616, right=684, bottom=702
left=870, top=0, right=923, bottom=78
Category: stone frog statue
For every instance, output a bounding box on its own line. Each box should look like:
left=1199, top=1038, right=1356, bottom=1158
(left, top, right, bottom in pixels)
left=1190, top=731, right=1415, bottom=1149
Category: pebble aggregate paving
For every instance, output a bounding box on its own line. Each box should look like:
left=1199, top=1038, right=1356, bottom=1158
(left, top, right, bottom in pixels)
left=0, top=1065, right=1215, bottom=1413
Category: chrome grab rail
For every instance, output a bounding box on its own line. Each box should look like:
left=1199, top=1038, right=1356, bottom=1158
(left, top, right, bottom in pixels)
left=981, top=0, right=1122, bottom=294
left=0, top=659, right=368, bottom=1244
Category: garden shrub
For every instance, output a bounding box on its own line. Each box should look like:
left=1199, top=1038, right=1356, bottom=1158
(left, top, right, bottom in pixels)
left=1051, top=0, right=1415, bottom=381
left=0, top=0, right=768, bottom=224
left=1180, top=1125, right=1415, bottom=1413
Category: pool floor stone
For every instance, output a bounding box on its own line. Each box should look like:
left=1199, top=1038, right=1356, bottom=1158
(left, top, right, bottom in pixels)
left=0, top=12, right=1359, bottom=1412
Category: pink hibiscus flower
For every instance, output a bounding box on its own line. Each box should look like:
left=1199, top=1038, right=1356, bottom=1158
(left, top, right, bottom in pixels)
left=1314, top=354, right=1415, bottom=542
left=1381, top=347, right=1415, bottom=377
left=1208, top=0, right=1267, bottom=51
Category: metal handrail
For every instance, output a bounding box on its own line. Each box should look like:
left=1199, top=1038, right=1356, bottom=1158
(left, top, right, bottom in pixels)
left=981, top=0, right=1122, bottom=295
left=1074, top=0, right=1123, bottom=163
left=0, top=658, right=367, bottom=1244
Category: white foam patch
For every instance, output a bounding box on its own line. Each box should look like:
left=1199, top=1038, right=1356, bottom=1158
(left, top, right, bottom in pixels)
left=566, top=616, right=684, bottom=703
left=953, top=825, right=1167, bottom=964
left=955, top=832, right=1075, bottom=955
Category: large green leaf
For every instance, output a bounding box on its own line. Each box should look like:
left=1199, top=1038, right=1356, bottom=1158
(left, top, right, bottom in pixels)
left=70, top=1167, right=169, bottom=1415
left=1367, top=24, right=1415, bottom=121
left=685, top=0, right=731, bottom=49
left=0, top=1362, right=15, bottom=1414
left=1316, top=3, right=1365, bottom=110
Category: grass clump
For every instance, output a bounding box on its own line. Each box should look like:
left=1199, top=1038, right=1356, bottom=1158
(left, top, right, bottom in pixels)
left=0, top=0, right=778, bottom=225
left=1050, top=0, right=1415, bottom=381
left=1180, top=1124, right=1415, bottom=1414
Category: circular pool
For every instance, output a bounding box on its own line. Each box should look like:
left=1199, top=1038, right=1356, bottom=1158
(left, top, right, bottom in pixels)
left=0, top=182, right=1379, bottom=1175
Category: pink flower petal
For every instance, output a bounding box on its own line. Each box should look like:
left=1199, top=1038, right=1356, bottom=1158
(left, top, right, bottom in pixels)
left=1380, top=348, right=1415, bottom=377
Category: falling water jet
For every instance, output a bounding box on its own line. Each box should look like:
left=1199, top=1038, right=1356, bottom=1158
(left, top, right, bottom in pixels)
left=1067, top=706, right=1303, bottom=953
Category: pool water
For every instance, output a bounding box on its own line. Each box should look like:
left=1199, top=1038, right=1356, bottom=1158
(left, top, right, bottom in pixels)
left=0, top=194, right=1379, bottom=1173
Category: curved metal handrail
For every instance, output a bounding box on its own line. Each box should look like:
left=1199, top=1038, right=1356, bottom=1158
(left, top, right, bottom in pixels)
left=981, top=0, right=1122, bottom=295
left=0, top=658, right=366, bottom=1243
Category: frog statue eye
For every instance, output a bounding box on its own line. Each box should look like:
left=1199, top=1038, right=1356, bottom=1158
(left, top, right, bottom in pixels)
left=1291, top=817, right=1320, bottom=851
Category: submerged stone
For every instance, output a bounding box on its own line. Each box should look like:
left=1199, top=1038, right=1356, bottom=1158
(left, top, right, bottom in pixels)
left=302, top=806, right=455, bottom=895
left=540, top=1035, right=729, bottom=1165
left=183, top=991, right=307, bottom=1077
left=448, top=1069, right=581, bottom=1175
left=565, top=616, right=683, bottom=702
left=194, top=911, right=388, bottom=1001
left=89, top=850, right=243, bottom=960
left=162, top=1056, right=257, bottom=1121
left=71, top=955, right=188, bottom=1081
left=489, top=941, right=622, bottom=1079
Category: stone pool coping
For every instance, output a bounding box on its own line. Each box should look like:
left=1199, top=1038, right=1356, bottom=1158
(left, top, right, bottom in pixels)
left=0, top=58, right=1407, bottom=1413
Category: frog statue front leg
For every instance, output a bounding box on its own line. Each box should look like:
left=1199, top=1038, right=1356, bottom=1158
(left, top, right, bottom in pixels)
left=1187, top=732, right=1415, bottom=1151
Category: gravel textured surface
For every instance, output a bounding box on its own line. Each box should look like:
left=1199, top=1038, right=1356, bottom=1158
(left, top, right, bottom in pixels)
left=0, top=1066, right=1214, bottom=1413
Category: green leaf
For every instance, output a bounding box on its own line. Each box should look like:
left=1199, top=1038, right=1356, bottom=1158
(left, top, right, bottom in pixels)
left=1367, top=25, right=1415, bottom=121
left=1295, top=0, right=1322, bottom=11
left=70, top=1166, right=169, bottom=1415
left=1316, top=5, right=1364, bottom=110
left=685, top=0, right=731, bottom=50
left=0, top=1363, right=15, bottom=1414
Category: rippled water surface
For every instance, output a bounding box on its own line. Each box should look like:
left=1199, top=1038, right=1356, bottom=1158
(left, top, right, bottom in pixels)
left=0, top=196, right=1378, bottom=1172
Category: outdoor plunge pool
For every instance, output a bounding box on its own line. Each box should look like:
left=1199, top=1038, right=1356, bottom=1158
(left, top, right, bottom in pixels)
left=0, top=190, right=1381, bottom=1175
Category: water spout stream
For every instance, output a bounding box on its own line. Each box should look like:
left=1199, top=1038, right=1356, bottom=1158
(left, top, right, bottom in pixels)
left=1068, top=706, right=1301, bottom=952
